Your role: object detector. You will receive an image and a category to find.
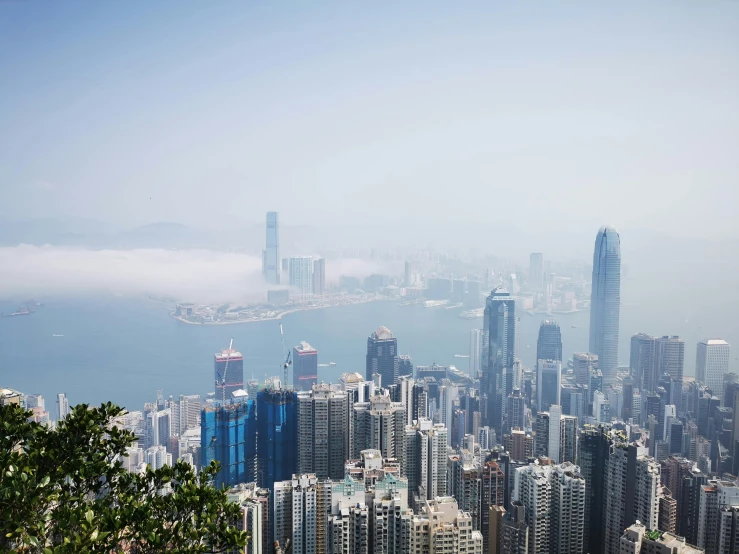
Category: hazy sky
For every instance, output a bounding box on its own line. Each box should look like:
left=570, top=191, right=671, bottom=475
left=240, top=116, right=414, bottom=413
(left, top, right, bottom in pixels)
left=1, top=1, right=737, bottom=238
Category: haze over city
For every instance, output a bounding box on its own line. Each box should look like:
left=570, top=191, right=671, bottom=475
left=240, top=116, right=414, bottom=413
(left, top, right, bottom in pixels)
left=1, top=2, right=738, bottom=554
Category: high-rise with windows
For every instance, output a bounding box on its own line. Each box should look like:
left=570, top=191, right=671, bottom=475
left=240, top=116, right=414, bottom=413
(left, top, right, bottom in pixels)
left=537, top=360, right=561, bottom=412
left=289, top=257, right=313, bottom=298
left=404, top=418, right=448, bottom=510
left=365, top=326, right=399, bottom=387
left=589, top=225, right=621, bottom=384
left=353, top=395, right=405, bottom=461
left=696, top=339, right=731, bottom=399
left=529, top=253, right=544, bottom=290
left=56, top=392, right=70, bottom=421
left=214, top=342, right=244, bottom=403
left=469, top=329, right=483, bottom=379
left=312, top=258, right=326, bottom=295
left=482, top=287, right=516, bottom=434
left=297, top=384, right=351, bottom=480
left=263, top=211, right=280, bottom=285
left=537, top=320, right=562, bottom=363
left=293, top=341, right=319, bottom=391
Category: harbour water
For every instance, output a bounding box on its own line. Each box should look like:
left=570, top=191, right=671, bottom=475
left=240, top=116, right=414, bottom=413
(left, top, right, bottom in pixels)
left=0, top=257, right=735, bottom=412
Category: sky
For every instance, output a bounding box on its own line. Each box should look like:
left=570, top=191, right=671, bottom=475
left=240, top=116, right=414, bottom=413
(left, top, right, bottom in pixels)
left=1, top=1, right=738, bottom=239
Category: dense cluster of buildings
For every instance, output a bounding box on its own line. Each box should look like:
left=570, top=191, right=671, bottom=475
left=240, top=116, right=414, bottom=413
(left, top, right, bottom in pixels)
left=6, top=224, right=738, bottom=554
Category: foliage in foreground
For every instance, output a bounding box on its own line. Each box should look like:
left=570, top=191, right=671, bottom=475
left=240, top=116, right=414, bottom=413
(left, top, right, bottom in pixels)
left=0, top=402, right=247, bottom=553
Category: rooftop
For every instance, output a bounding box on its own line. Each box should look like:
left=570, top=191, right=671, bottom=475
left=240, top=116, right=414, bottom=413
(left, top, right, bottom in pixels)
left=372, top=326, right=394, bottom=340
left=704, top=339, right=729, bottom=346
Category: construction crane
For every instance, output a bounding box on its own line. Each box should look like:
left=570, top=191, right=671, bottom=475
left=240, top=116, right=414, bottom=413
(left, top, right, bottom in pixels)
left=280, top=323, right=292, bottom=387
left=215, top=338, right=234, bottom=404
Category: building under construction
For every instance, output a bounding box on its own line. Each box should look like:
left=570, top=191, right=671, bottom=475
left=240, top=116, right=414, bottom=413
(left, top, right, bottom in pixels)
left=214, top=342, right=244, bottom=402
left=200, top=399, right=257, bottom=489
left=292, top=341, right=318, bottom=391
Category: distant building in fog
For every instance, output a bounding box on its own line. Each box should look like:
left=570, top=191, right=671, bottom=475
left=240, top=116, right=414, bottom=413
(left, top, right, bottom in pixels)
left=263, top=212, right=280, bottom=285
left=312, top=258, right=325, bottom=295
left=289, top=257, right=313, bottom=298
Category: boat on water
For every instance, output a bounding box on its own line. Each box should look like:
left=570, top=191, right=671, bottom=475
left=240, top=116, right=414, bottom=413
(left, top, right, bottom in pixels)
left=454, top=354, right=470, bottom=358
left=458, top=308, right=483, bottom=319
left=571, top=325, right=577, bottom=329
left=329, top=361, right=337, bottom=366
left=52, top=334, right=64, bottom=337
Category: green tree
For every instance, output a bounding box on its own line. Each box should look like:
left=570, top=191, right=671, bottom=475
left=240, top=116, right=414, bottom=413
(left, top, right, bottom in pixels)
left=0, top=402, right=248, bottom=553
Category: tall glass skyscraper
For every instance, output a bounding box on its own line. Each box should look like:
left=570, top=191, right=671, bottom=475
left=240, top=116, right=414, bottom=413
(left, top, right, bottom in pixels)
left=365, top=326, right=399, bottom=387
left=536, top=320, right=562, bottom=362
left=588, top=225, right=621, bottom=384
left=482, top=287, right=516, bottom=434
left=263, top=211, right=280, bottom=284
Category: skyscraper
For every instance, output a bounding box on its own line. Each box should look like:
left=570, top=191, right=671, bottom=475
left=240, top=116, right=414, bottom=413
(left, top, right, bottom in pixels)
left=264, top=211, right=280, bottom=285
left=353, top=395, right=405, bottom=461
left=470, top=329, right=483, bottom=378
left=589, top=225, right=621, bottom=384
left=404, top=418, right=448, bottom=510
left=289, top=257, right=313, bottom=298
left=214, top=342, right=244, bottom=403
left=537, top=360, right=562, bottom=412
left=200, top=399, right=257, bottom=489
left=630, top=333, right=685, bottom=394
left=696, top=339, right=731, bottom=398
left=537, top=320, right=562, bottom=362
left=297, top=384, right=351, bottom=480
left=579, top=425, right=611, bottom=554
left=56, top=392, right=69, bottom=421
left=482, top=287, right=516, bottom=434
left=312, top=258, right=326, bottom=295
left=573, top=352, right=598, bottom=387
left=292, top=341, right=318, bottom=391
left=365, top=326, right=399, bottom=387
left=529, top=253, right=544, bottom=290
left=256, top=388, right=298, bottom=492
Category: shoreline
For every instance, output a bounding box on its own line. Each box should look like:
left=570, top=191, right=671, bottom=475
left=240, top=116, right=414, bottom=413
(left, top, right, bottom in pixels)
left=169, top=296, right=394, bottom=326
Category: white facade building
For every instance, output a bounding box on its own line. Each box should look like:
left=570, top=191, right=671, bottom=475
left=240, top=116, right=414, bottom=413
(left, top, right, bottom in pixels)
left=696, top=339, right=731, bottom=398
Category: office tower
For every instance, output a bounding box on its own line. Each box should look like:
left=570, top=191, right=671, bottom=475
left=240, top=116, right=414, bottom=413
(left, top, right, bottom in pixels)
left=200, top=400, right=257, bottom=489
left=404, top=418, right=447, bottom=510
left=398, top=354, right=413, bottom=378
left=26, top=394, right=43, bottom=410
left=339, top=372, right=375, bottom=404
left=264, top=211, right=280, bottom=285
left=488, top=505, right=506, bottom=554
left=500, top=501, right=529, bottom=554
left=579, top=425, right=611, bottom=554
left=227, top=483, right=270, bottom=554
left=529, top=253, right=544, bottom=290
left=593, top=391, right=610, bottom=423
left=353, top=395, right=405, bottom=461
left=292, top=341, right=318, bottom=391
left=589, top=225, right=621, bottom=384
left=537, top=320, right=563, bottom=363
left=297, top=385, right=351, bottom=480
left=404, top=497, right=484, bottom=554
left=411, top=381, right=429, bottom=423
left=470, top=329, right=483, bottom=378
left=312, top=258, right=326, bottom=295
left=365, top=326, right=399, bottom=387
left=449, top=450, right=483, bottom=531
left=537, top=360, right=561, bottom=412
left=439, top=381, right=459, bottom=441
left=573, top=352, right=598, bottom=388
left=512, top=460, right=586, bottom=554
left=56, top=392, right=70, bottom=421
left=214, top=342, right=244, bottom=403
left=631, top=332, right=657, bottom=392
left=482, top=287, right=517, bottom=434
left=506, top=388, right=526, bottom=433
left=289, top=257, right=313, bottom=298
left=256, top=388, right=297, bottom=491
left=656, top=335, right=685, bottom=387
left=696, top=339, right=731, bottom=399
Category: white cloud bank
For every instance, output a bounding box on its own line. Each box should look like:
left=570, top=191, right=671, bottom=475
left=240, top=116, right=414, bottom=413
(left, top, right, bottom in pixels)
left=0, top=245, right=397, bottom=304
